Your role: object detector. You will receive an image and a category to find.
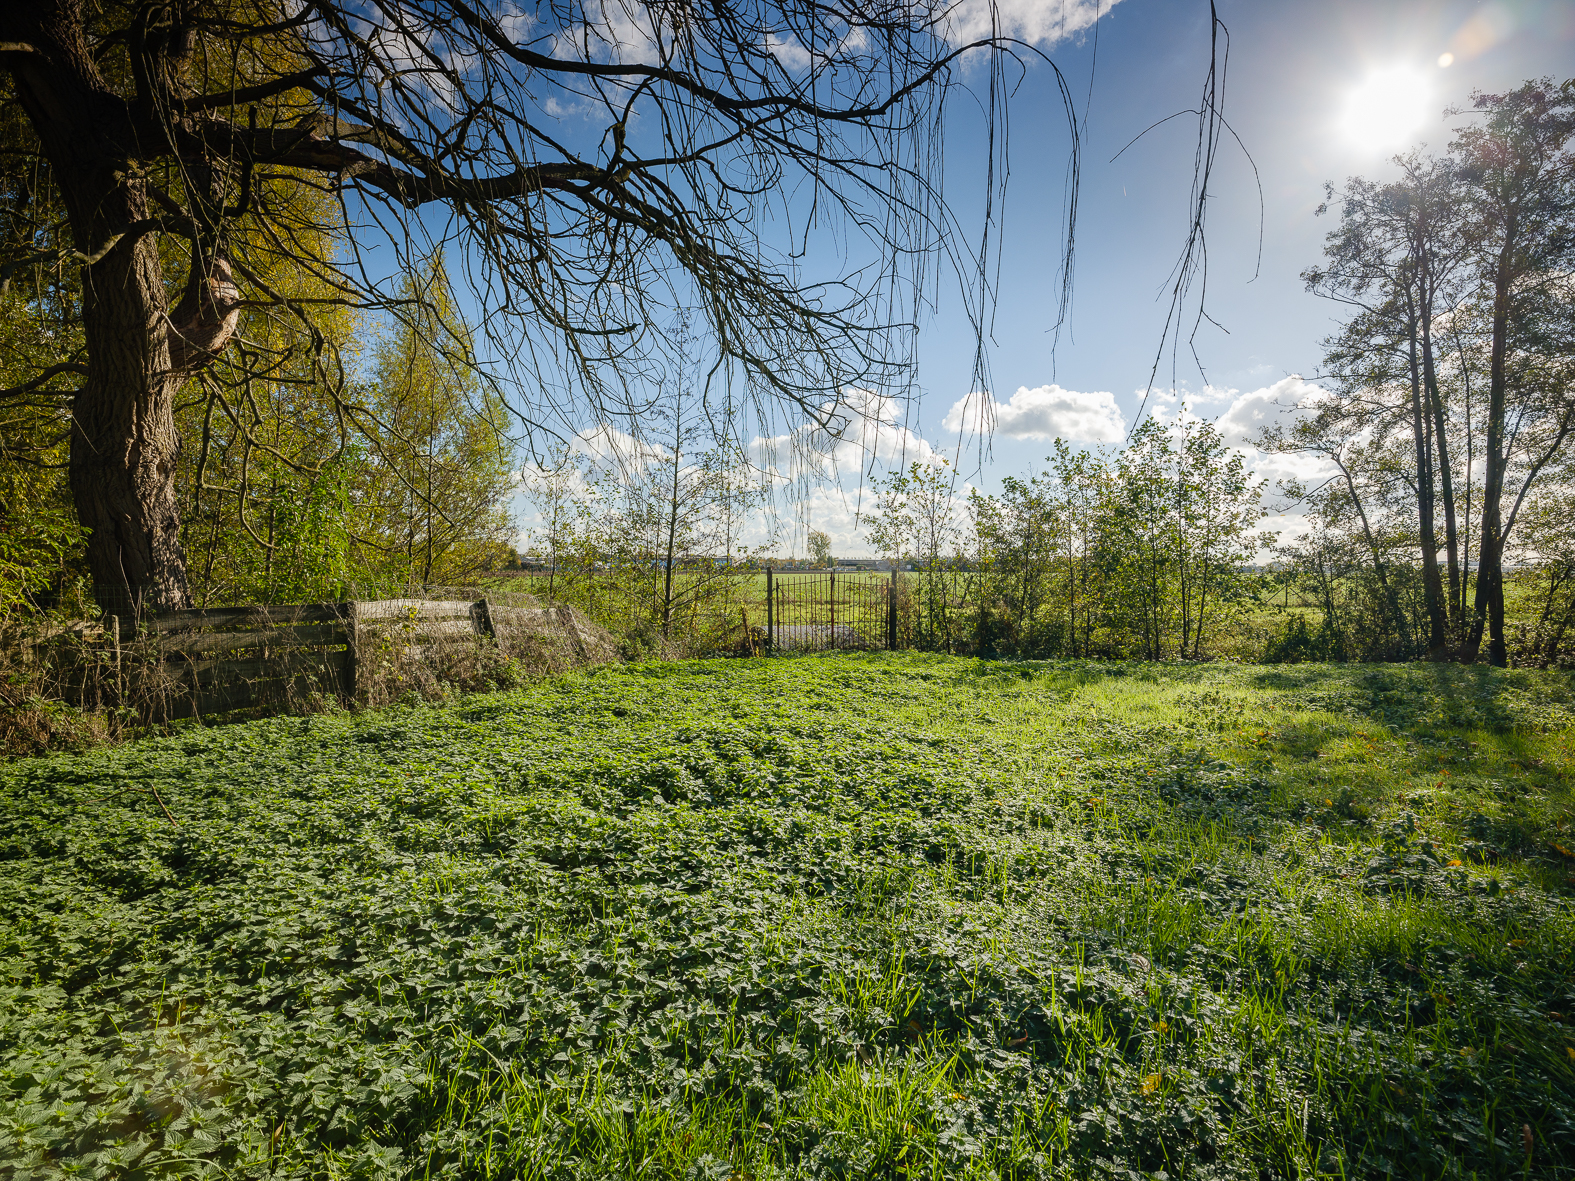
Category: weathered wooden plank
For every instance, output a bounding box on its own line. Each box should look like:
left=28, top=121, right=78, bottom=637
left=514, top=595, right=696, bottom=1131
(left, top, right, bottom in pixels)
left=168, top=649, right=351, bottom=681
left=150, top=603, right=343, bottom=630
left=359, top=617, right=477, bottom=638
left=488, top=606, right=564, bottom=627
left=160, top=624, right=347, bottom=656
left=419, top=586, right=542, bottom=609
left=355, top=599, right=477, bottom=621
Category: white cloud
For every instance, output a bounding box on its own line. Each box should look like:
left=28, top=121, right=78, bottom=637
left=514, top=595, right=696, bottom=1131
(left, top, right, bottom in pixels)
left=571, top=422, right=665, bottom=469
left=943, top=384, right=1125, bottom=443
left=753, top=387, right=939, bottom=482
left=1215, top=376, right=1326, bottom=447
left=764, top=32, right=813, bottom=71
left=944, top=0, right=1119, bottom=48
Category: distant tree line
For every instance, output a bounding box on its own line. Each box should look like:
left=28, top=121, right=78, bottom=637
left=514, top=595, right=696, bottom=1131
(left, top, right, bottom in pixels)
left=520, top=353, right=771, bottom=655
left=863, top=418, right=1271, bottom=659
left=1266, top=77, right=1575, bottom=668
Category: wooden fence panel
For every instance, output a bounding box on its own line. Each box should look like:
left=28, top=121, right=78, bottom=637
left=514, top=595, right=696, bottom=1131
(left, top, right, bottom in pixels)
left=355, top=599, right=477, bottom=621
left=79, top=594, right=607, bottom=718
left=149, top=603, right=345, bottom=631
left=142, top=602, right=354, bottom=717
left=161, top=624, right=347, bottom=656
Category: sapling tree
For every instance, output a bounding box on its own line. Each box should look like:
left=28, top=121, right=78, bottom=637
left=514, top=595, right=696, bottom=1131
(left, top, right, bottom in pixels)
left=807, top=530, right=833, bottom=570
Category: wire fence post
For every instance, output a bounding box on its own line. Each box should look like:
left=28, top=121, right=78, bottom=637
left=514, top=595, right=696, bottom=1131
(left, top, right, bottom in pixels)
left=887, top=569, right=897, bottom=650
left=829, top=571, right=836, bottom=648
left=766, top=567, right=774, bottom=653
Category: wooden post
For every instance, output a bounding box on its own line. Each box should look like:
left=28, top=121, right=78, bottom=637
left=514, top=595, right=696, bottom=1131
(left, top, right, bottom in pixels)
left=887, top=569, right=897, bottom=650
left=340, top=600, right=358, bottom=701
left=476, top=598, right=497, bottom=639
left=766, top=567, right=774, bottom=652
left=108, top=615, right=122, bottom=703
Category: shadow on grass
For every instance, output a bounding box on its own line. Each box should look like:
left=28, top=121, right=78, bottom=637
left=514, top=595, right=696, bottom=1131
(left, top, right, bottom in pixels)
left=1249, top=662, right=1575, bottom=734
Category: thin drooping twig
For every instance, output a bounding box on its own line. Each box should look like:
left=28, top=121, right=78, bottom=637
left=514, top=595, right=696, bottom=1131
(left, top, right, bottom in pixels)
left=1120, top=2, right=1261, bottom=434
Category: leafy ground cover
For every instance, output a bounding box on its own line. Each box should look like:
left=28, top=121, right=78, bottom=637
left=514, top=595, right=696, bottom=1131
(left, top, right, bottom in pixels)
left=1, top=654, right=1573, bottom=1180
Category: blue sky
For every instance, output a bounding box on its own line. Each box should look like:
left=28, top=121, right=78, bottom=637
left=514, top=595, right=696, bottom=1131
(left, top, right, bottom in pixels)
left=513, top=0, right=1575, bottom=558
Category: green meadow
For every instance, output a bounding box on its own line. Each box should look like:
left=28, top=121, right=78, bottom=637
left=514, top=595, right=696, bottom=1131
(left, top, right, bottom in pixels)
left=2, top=654, right=1572, bottom=1179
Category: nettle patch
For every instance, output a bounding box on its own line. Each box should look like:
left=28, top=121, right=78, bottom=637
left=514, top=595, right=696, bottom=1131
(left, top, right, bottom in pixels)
left=1, top=655, right=1572, bottom=1179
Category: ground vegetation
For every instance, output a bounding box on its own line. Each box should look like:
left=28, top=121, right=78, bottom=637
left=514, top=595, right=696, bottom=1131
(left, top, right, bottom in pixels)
left=1, top=652, right=1571, bottom=1177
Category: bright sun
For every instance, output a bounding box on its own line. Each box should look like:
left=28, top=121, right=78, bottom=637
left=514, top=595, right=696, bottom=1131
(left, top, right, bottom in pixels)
left=1339, top=66, right=1433, bottom=153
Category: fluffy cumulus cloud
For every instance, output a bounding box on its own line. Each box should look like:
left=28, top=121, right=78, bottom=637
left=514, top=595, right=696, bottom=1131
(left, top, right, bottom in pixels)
left=768, top=0, right=1117, bottom=71
left=942, top=384, right=1126, bottom=443
left=1214, top=376, right=1327, bottom=447
left=764, top=31, right=813, bottom=71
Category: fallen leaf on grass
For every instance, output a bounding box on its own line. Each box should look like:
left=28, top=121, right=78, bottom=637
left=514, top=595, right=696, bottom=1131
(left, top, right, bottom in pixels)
left=1141, top=1074, right=1161, bottom=1096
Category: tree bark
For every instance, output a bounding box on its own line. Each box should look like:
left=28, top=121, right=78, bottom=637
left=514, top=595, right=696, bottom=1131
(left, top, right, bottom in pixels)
left=1467, top=231, right=1516, bottom=666
left=72, top=235, right=194, bottom=616
left=1404, top=286, right=1448, bottom=658
left=3, top=1, right=240, bottom=614
left=1424, top=351, right=1462, bottom=644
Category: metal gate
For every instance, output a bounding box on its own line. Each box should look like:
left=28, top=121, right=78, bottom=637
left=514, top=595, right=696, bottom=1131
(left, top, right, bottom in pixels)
left=765, top=569, right=897, bottom=651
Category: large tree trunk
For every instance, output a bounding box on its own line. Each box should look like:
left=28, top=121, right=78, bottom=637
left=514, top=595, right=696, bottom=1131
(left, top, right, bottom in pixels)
left=72, top=234, right=194, bottom=616
left=4, top=1, right=236, bottom=614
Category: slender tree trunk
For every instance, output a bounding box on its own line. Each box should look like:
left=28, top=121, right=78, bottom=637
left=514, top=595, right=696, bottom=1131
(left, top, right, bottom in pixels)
left=1413, top=217, right=1462, bottom=638
left=1459, top=326, right=1475, bottom=626
left=1468, top=235, right=1515, bottom=666
left=1424, top=352, right=1462, bottom=643
left=1405, top=291, right=1447, bottom=657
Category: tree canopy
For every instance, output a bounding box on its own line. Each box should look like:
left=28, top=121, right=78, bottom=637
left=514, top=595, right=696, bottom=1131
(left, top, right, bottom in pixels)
left=2, top=0, right=1065, bottom=611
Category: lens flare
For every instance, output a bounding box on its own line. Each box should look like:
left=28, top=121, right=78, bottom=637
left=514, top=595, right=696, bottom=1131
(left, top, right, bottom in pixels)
left=1340, top=66, right=1433, bottom=153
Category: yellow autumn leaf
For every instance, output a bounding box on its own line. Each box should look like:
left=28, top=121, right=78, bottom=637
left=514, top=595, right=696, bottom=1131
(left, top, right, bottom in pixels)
left=1447, top=860, right=1462, bottom=867
left=1141, top=1074, right=1161, bottom=1095
left=1567, top=1047, right=1574, bottom=1062
left=1152, top=1020, right=1169, bottom=1033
